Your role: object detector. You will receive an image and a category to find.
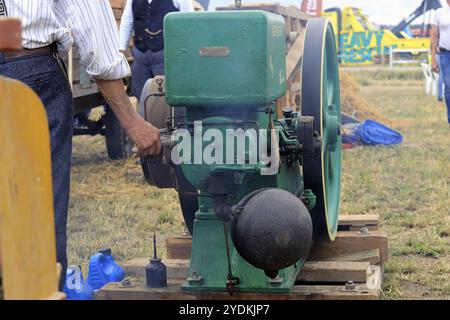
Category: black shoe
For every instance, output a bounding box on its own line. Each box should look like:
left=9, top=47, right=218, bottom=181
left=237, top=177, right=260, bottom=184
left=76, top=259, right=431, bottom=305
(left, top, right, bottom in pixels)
left=438, top=97, right=444, bottom=102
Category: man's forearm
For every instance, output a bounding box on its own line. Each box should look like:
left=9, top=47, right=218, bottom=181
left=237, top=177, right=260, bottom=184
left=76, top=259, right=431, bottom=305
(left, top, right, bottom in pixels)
left=432, top=38, right=438, bottom=57
left=432, top=43, right=438, bottom=67
left=95, top=79, right=140, bottom=130
left=95, top=79, right=161, bottom=156
left=431, top=26, right=439, bottom=65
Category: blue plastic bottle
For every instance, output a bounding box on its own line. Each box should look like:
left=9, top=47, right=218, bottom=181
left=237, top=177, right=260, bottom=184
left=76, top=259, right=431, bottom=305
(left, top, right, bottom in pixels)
left=63, top=265, right=94, bottom=300
left=86, top=248, right=126, bottom=290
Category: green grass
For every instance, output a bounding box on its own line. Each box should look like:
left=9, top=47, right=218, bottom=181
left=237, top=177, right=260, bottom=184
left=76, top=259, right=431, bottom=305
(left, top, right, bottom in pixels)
left=345, top=66, right=424, bottom=88
left=341, top=72, right=450, bottom=299
left=69, top=67, right=450, bottom=299
left=344, top=66, right=424, bottom=81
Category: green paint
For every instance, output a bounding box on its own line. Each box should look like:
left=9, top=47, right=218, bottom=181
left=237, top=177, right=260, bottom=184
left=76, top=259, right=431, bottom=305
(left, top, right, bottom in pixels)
left=302, top=189, right=317, bottom=211
left=162, top=12, right=341, bottom=293
left=164, top=11, right=286, bottom=107
left=183, top=207, right=303, bottom=293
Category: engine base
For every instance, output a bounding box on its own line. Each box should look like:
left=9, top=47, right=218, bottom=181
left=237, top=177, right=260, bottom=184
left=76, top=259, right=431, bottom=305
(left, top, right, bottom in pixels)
left=181, top=210, right=304, bottom=293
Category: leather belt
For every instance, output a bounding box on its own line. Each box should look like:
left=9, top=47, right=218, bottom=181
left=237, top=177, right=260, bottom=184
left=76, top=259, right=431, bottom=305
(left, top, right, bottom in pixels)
left=0, top=44, right=56, bottom=62
left=439, top=47, right=450, bottom=54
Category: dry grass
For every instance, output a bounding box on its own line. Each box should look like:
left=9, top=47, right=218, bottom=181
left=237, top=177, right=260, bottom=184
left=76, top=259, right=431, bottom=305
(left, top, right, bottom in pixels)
left=69, top=139, right=184, bottom=273
left=69, top=66, right=449, bottom=299
left=340, top=70, right=393, bottom=126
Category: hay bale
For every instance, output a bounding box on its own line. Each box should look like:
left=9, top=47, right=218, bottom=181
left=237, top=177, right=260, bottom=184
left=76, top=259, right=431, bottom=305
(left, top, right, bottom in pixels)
left=340, top=71, right=392, bottom=126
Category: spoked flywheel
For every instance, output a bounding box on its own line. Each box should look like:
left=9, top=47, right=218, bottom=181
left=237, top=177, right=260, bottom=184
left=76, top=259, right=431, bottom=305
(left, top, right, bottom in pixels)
left=301, top=18, right=342, bottom=241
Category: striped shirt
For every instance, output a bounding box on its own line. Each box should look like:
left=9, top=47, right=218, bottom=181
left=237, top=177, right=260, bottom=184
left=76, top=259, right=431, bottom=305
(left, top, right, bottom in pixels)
left=1, top=0, right=130, bottom=80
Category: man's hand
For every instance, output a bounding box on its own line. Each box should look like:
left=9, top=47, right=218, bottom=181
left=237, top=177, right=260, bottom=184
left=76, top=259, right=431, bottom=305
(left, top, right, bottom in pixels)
left=95, top=79, right=162, bottom=157
left=126, top=118, right=162, bottom=157
left=432, top=60, right=440, bottom=74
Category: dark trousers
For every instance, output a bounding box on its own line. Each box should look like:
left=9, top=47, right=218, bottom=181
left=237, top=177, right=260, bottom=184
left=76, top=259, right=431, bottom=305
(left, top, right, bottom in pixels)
left=0, top=53, right=73, bottom=290
left=131, top=47, right=165, bottom=100
left=438, top=51, right=450, bottom=123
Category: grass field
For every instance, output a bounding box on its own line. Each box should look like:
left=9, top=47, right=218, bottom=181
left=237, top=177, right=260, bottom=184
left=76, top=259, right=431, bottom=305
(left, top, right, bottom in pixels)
left=69, top=67, right=450, bottom=300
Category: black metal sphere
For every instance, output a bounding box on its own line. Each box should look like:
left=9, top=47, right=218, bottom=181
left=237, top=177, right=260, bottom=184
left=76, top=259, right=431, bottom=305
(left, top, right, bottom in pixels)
left=231, top=188, right=313, bottom=275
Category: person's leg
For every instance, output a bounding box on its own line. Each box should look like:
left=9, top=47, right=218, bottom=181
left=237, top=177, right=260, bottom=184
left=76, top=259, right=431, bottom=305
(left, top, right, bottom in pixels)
left=437, top=55, right=444, bottom=101
left=149, top=49, right=165, bottom=77
left=131, top=47, right=155, bottom=100
left=0, top=54, right=74, bottom=290
left=439, top=52, right=450, bottom=123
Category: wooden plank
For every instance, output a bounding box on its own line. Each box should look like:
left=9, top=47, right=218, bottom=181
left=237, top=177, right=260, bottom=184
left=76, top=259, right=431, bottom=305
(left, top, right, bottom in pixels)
left=339, top=215, right=380, bottom=227
left=166, top=215, right=384, bottom=261
left=0, top=77, right=59, bottom=299
left=0, top=18, right=22, bottom=50
left=117, top=226, right=387, bottom=300
left=298, top=261, right=371, bottom=283
left=108, top=0, right=126, bottom=23
left=165, top=259, right=191, bottom=280
left=123, top=258, right=148, bottom=278
left=348, top=225, right=379, bottom=232
left=325, top=249, right=381, bottom=265
left=124, top=259, right=374, bottom=284
left=166, top=235, right=192, bottom=260
left=286, top=29, right=305, bottom=80
left=109, top=0, right=126, bottom=9
left=124, top=258, right=190, bottom=280
left=97, top=281, right=379, bottom=300
left=310, top=231, right=389, bottom=264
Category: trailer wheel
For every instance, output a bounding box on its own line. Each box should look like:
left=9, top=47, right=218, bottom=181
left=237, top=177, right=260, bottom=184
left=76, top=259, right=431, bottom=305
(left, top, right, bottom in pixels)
left=104, top=105, right=132, bottom=160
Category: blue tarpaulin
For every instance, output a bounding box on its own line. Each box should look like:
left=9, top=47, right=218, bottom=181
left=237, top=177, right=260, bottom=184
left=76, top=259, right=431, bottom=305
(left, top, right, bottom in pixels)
left=342, top=120, right=403, bottom=146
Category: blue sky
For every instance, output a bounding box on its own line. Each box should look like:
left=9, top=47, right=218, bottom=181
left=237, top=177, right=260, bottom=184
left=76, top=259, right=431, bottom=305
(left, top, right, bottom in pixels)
left=208, top=0, right=449, bottom=24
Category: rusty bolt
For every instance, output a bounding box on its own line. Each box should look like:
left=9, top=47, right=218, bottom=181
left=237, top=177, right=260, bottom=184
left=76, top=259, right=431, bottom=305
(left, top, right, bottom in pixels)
left=359, top=227, right=370, bottom=235
left=345, top=281, right=356, bottom=291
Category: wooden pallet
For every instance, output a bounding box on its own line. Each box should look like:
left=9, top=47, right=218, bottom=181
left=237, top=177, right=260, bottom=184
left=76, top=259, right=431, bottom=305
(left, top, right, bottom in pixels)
left=97, top=215, right=388, bottom=300
left=109, top=0, right=127, bottom=25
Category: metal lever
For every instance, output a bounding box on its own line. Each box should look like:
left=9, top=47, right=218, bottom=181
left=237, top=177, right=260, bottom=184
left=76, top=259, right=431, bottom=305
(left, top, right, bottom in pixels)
left=223, top=222, right=240, bottom=295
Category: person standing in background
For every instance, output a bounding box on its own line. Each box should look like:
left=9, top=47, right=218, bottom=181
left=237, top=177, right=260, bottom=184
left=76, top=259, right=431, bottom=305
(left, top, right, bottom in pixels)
left=119, top=0, right=195, bottom=100
left=431, top=2, right=450, bottom=124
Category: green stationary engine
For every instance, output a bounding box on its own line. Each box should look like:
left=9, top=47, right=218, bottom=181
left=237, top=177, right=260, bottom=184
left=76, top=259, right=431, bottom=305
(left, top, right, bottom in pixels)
left=140, top=9, right=341, bottom=294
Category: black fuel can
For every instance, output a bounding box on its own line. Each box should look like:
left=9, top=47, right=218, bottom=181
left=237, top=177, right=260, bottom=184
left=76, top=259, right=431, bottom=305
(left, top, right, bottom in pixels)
left=146, top=258, right=167, bottom=288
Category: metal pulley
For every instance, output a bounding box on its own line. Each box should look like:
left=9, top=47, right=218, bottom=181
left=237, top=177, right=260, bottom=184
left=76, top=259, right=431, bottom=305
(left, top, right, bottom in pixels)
left=140, top=75, right=175, bottom=188
left=140, top=76, right=198, bottom=234
left=301, top=18, right=342, bottom=241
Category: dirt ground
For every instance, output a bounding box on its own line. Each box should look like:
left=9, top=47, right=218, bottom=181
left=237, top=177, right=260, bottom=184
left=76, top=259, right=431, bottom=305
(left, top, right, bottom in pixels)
left=69, top=67, right=450, bottom=300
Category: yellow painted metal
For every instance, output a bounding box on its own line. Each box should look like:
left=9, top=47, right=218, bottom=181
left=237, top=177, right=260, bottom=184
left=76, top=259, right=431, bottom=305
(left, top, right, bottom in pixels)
left=324, top=7, right=430, bottom=66
left=0, top=76, right=59, bottom=300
